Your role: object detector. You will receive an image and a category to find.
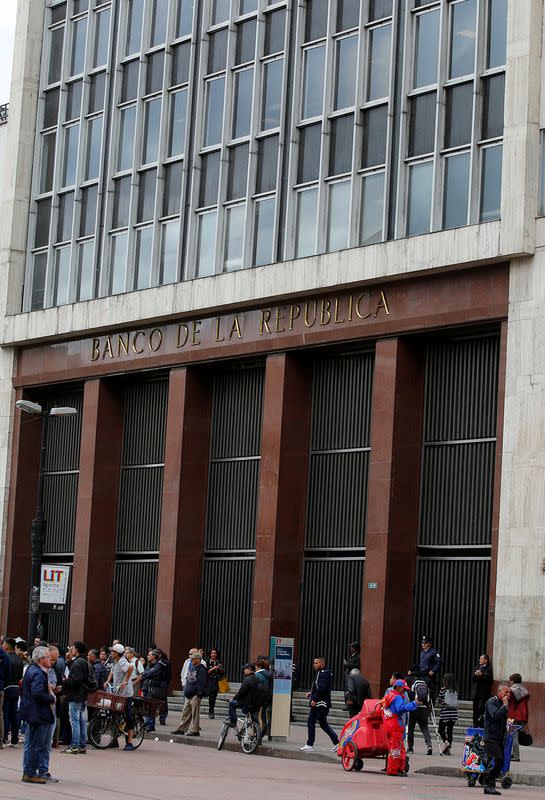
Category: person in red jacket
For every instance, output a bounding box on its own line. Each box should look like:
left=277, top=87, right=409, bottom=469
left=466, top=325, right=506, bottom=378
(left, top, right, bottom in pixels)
left=381, top=680, right=421, bottom=776
left=508, top=673, right=529, bottom=762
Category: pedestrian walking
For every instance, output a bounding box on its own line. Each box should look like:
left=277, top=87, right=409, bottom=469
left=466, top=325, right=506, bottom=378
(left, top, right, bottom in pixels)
left=344, top=668, right=371, bottom=716
left=343, top=641, right=360, bottom=674
left=300, top=656, right=339, bottom=753
left=2, top=637, right=22, bottom=747
left=19, top=646, right=56, bottom=784
left=472, top=653, right=493, bottom=727
left=419, top=635, right=442, bottom=700
left=406, top=665, right=433, bottom=755
left=381, top=679, right=421, bottom=776
left=507, top=673, right=529, bottom=762
left=106, top=643, right=136, bottom=751
left=61, top=640, right=96, bottom=755
left=171, top=651, right=207, bottom=736
left=482, top=683, right=510, bottom=795
left=436, top=673, right=458, bottom=755
left=206, top=649, right=224, bottom=719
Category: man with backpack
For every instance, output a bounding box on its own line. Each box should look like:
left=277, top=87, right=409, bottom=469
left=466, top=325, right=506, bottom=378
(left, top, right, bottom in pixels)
left=406, top=665, right=433, bottom=755
left=61, top=641, right=97, bottom=755
left=255, top=656, right=273, bottom=736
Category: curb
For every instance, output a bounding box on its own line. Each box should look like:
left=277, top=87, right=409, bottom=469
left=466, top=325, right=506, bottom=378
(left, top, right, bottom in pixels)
left=414, top=766, right=545, bottom=788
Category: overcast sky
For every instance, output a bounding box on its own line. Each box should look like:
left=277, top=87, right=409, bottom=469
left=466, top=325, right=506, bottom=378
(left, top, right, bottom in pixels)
left=0, top=1, right=17, bottom=104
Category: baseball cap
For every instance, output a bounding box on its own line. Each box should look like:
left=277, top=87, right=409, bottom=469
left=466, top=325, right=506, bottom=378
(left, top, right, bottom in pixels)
left=393, top=679, right=410, bottom=690
left=109, top=643, right=125, bottom=654
left=242, top=662, right=256, bottom=671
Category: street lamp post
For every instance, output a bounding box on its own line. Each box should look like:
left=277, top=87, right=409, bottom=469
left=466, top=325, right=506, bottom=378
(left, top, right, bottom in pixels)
left=15, top=400, right=78, bottom=646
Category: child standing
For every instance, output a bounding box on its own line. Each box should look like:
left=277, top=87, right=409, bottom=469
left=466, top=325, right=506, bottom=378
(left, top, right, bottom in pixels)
left=437, top=673, right=458, bottom=755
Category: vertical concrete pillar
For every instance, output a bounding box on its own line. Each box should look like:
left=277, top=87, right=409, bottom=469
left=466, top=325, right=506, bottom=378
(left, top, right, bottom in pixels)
left=249, top=353, right=312, bottom=659
left=361, top=338, right=425, bottom=695
left=69, top=379, right=123, bottom=645
left=154, top=367, right=212, bottom=674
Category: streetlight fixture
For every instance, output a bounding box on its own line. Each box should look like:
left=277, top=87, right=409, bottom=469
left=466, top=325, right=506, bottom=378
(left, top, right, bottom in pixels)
left=15, top=399, right=78, bottom=645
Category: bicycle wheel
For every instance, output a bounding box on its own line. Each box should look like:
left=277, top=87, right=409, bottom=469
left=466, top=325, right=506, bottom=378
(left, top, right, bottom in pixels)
left=131, top=717, right=146, bottom=749
left=240, top=721, right=260, bottom=754
left=217, top=721, right=230, bottom=751
left=88, top=714, right=117, bottom=749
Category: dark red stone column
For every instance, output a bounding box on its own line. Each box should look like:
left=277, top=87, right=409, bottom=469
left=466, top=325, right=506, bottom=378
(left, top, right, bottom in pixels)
left=154, top=367, right=212, bottom=674
left=361, top=338, right=425, bottom=696
left=249, top=353, right=312, bottom=659
left=69, top=379, right=124, bottom=645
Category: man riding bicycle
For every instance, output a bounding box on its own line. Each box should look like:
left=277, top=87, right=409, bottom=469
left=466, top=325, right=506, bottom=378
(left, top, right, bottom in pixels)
left=228, top=663, right=262, bottom=729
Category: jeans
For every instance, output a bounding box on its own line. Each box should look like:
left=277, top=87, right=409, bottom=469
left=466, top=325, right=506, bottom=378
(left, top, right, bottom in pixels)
left=68, top=701, right=87, bottom=748
left=484, top=739, right=504, bottom=788
left=22, top=723, right=51, bottom=777
left=3, top=686, right=20, bottom=744
left=38, top=717, right=56, bottom=777
left=228, top=699, right=260, bottom=728
left=408, top=707, right=432, bottom=749
left=306, top=706, right=338, bottom=747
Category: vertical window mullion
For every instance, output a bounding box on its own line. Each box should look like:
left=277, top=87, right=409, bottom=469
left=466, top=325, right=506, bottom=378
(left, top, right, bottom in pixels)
left=316, top=6, right=333, bottom=255
left=469, top=0, right=486, bottom=223
left=382, top=0, right=398, bottom=243
left=431, top=0, right=448, bottom=232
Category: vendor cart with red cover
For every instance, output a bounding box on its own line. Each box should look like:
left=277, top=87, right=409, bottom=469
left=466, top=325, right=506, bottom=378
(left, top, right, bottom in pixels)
left=336, top=699, right=389, bottom=771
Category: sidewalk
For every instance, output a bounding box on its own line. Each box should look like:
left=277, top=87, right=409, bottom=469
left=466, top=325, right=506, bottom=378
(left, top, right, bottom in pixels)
left=150, top=713, right=545, bottom=786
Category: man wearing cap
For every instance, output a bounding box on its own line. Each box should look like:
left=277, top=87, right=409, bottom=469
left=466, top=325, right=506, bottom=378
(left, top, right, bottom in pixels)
left=419, top=635, right=442, bottom=700
left=106, top=643, right=135, bottom=751
left=171, top=652, right=207, bottom=736
left=381, top=679, right=422, bottom=776
left=343, top=642, right=360, bottom=674
left=228, top=664, right=261, bottom=729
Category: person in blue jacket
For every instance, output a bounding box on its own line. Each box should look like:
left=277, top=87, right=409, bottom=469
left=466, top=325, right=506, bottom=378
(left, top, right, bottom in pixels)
left=419, top=635, right=442, bottom=699
left=381, top=679, right=422, bottom=775
left=300, top=656, right=339, bottom=753
left=19, top=646, right=56, bottom=784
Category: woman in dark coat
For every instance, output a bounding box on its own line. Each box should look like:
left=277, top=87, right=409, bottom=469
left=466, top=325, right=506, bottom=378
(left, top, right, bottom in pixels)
left=471, top=653, right=493, bottom=727
left=207, top=649, right=224, bottom=719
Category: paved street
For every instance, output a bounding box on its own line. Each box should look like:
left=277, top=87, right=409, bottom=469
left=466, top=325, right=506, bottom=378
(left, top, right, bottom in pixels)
left=0, top=740, right=542, bottom=800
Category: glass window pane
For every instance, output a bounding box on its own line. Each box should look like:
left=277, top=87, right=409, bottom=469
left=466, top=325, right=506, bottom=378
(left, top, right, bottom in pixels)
left=80, top=184, right=97, bottom=236
left=227, top=144, right=249, bottom=200
left=110, top=232, right=128, bottom=293
left=480, top=144, right=502, bottom=221
left=135, top=227, right=153, bottom=289
left=151, top=0, right=168, bottom=46
left=77, top=240, right=95, bottom=301
left=54, top=247, right=71, bottom=306
left=208, top=29, right=228, bottom=73
left=168, top=89, right=188, bottom=157
left=256, top=135, right=278, bottom=194
left=196, top=211, right=217, bottom=277
left=482, top=74, right=505, bottom=140
left=488, top=0, right=507, bottom=68
left=35, top=199, right=52, bottom=248
left=48, top=27, right=64, bottom=84
left=360, top=171, right=384, bottom=245
left=224, top=204, right=245, bottom=270
left=70, top=18, right=87, bottom=76
left=233, top=68, right=253, bottom=139
left=335, top=35, right=357, bottom=110
left=85, top=116, right=102, bottom=181
left=369, top=0, right=392, bottom=21
left=443, top=152, right=470, bottom=229
left=112, top=176, right=131, bottom=228
left=177, top=0, right=194, bottom=38
left=367, top=24, right=391, bottom=101
left=51, top=3, right=67, bottom=25
left=62, top=124, right=80, bottom=187
left=408, top=92, right=436, bottom=157
left=362, top=104, right=387, bottom=168
left=121, top=60, right=139, bottom=102
left=298, top=123, right=321, bottom=183
left=407, top=160, right=433, bottom=236
left=327, top=181, right=351, bottom=251
left=74, top=0, right=89, bottom=13
left=93, top=8, right=110, bottom=68
left=305, top=0, right=328, bottom=42
left=126, top=0, right=144, bottom=55
left=40, top=132, right=56, bottom=193
left=138, top=169, right=157, bottom=222
left=337, top=0, right=359, bottom=31
left=329, top=114, right=353, bottom=176
left=44, top=89, right=60, bottom=129
left=66, top=80, right=82, bottom=121
left=264, top=9, right=285, bottom=56
left=414, top=10, right=439, bottom=88
left=204, top=78, right=225, bottom=146
left=143, top=98, right=162, bottom=163
left=57, top=191, right=74, bottom=242
left=172, top=42, right=190, bottom=85
left=241, top=0, right=258, bottom=13
left=302, top=45, right=325, bottom=119
left=118, top=105, right=136, bottom=171
left=445, top=83, right=473, bottom=148
left=236, top=19, right=256, bottom=65
left=199, top=151, right=220, bottom=206
left=212, top=0, right=230, bottom=25
left=261, top=58, right=283, bottom=130
left=449, top=0, right=476, bottom=79
left=89, top=72, right=106, bottom=113
left=253, top=196, right=275, bottom=266
left=163, top=162, right=183, bottom=216
left=160, top=221, right=179, bottom=284
left=146, top=51, right=165, bottom=95
left=31, top=253, right=48, bottom=310
left=295, top=188, right=318, bottom=257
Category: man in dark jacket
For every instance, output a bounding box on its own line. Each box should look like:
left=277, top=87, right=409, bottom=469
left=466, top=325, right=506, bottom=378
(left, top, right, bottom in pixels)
left=135, top=648, right=167, bottom=732
left=62, top=641, right=94, bottom=754
left=344, top=668, right=371, bottom=716
left=172, top=651, right=207, bottom=736
left=482, top=684, right=510, bottom=795
left=88, top=649, right=108, bottom=690
left=419, top=635, right=442, bottom=699
left=3, top=637, right=22, bottom=746
left=300, top=657, right=339, bottom=752
left=472, top=654, right=494, bottom=727
left=406, top=666, right=433, bottom=754
left=20, top=646, right=56, bottom=784
left=228, top=663, right=261, bottom=728
left=343, top=642, right=360, bottom=674
left=0, top=640, right=11, bottom=746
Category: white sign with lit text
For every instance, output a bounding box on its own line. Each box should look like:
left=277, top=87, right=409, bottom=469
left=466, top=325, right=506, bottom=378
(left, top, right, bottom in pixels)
left=39, top=565, right=70, bottom=605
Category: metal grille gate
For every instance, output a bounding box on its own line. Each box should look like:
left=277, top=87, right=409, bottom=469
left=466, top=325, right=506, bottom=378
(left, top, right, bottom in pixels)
left=200, top=366, right=264, bottom=682
left=111, top=379, right=168, bottom=654
left=413, top=335, right=500, bottom=698
left=300, top=352, right=374, bottom=690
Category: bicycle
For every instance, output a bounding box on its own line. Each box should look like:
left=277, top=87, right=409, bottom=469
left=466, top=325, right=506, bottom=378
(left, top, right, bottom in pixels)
left=217, top=710, right=262, bottom=754
left=87, top=691, right=162, bottom=750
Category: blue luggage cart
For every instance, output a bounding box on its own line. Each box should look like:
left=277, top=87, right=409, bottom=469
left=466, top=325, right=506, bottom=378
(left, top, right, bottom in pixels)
left=461, top=725, right=520, bottom=789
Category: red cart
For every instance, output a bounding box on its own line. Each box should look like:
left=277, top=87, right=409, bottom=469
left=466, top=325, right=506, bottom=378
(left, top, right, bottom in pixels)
left=336, top=699, right=388, bottom=771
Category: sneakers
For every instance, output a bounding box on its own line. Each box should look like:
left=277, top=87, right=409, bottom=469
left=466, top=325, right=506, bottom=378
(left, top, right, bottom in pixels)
left=300, top=744, right=314, bottom=752
left=407, top=747, right=414, bottom=753
left=427, top=747, right=433, bottom=755
left=78, top=748, right=87, bottom=754
left=38, top=773, right=59, bottom=783
left=6, top=742, right=18, bottom=748
left=62, top=746, right=80, bottom=754
left=123, top=743, right=135, bottom=751
left=331, top=744, right=339, bottom=752
left=22, top=775, right=47, bottom=784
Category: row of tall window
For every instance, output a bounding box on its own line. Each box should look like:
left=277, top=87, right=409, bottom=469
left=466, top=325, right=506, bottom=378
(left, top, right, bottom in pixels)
left=25, top=0, right=508, bottom=311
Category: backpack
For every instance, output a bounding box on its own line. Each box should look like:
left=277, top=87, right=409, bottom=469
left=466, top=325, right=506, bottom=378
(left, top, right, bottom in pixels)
left=444, top=689, right=458, bottom=708
left=255, top=671, right=272, bottom=707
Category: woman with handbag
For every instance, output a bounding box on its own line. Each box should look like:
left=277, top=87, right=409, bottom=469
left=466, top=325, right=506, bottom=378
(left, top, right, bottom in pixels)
left=508, top=673, right=530, bottom=761
left=207, top=649, right=225, bottom=719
